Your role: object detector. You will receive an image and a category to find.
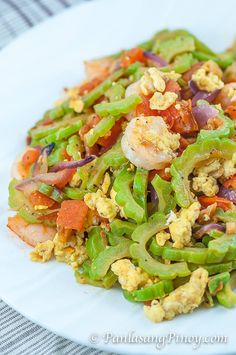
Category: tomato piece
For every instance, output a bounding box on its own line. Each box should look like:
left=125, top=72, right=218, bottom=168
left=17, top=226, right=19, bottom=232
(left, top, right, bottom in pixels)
left=182, top=62, right=202, bottom=82
left=79, top=114, right=100, bottom=140
left=21, top=148, right=40, bottom=170
left=162, top=100, right=199, bottom=134
left=57, top=200, right=88, bottom=230
left=198, top=196, right=232, bottom=211
left=78, top=77, right=102, bottom=96
left=120, top=48, right=147, bottom=68
left=148, top=169, right=171, bottom=182
left=225, top=103, right=236, bottom=120
left=224, top=175, right=236, bottom=189
left=136, top=94, right=159, bottom=116
left=55, top=169, right=76, bottom=189
left=165, top=80, right=181, bottom=94
left=29, top=191, right=55, bottom=208
left=97, top=118, right=124, bottom=148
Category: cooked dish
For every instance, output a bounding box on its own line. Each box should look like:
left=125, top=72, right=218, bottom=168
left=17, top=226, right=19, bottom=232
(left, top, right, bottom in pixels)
left=7, top=29, right=236, bottom=322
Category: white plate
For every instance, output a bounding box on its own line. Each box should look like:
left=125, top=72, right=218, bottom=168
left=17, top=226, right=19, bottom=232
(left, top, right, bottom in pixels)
left=0, top=0, right=235, bottom=354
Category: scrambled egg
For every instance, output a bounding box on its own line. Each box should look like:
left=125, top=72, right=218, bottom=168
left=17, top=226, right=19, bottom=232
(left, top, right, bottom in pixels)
left=192, top=175, right=219, bottom=197
left=53, top=231, right=87, bottom=269
left=169, top=202, right=201, bottom=248
left=68, top=97, right=84, bottom=113
left=111, top=259, right=150, bottom=292
left=192, top=160, right=222, bottom=197
left=69, top=171, right=81, bottom=187
left=223, top=152, right=236, bottom=178
left=142, top=118, right=180, bottom=155
left=149, top=91, right=178, bottom=111
left=101, top=173, right=111, bottom=194
left=192, top=68, right=224, bottom=92
left=202, top=60, right=223, bottom=78
left=144, top=268, right=208, bottom=322
left=140, top=68, right=166, bottom=95
left=84, top=189, right=118, bottom=221
left=156, top=231, right=170, bottom=246
left=30, top=240, right=54, bottom=262
left=163, top=71, right=181, bottom=81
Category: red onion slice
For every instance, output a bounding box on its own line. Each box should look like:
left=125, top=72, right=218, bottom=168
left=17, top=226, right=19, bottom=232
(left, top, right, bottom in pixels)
left=32, top=143, right=55, bottom=177
left=189, top=80, right=199, bottom=95
left=218, top=186, right=236, bottom=204
left=195, top=223, right=225, bottom=238
left=192, top=89, right=220, bottom=107
left=143, top=51, right=167, bottom=67
left=16, top=169, right=76, bottom=194
left=192, top=104, right=218, bottom=128
left=50, top=155, right=96, bottom=172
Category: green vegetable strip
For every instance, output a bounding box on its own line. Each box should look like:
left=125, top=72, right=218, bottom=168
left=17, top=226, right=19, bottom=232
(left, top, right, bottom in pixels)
left=83, top=68, right=124, bottom=108
left=89, top=238, right=132, bottom=280
left=130, top=213, right=190, bottom=279
left=84, top=116, right=116, bottom=147
left=216, top=271, right=236, bottom=307
left=94, top=94, right=142, bottom=117
left=208, top=272, right=230, bottom=295
left=170, top=138, right=236, bottom=208
left=150, top=233, right=236, bottom=264
left=123, top=280, right=173, bottom=302
left=63, top=187, right=88, bottom=200
left=40, top=121, right=82, bottom=145
left=215, top=209, right=236, bottom=223
left=133, top=168, right=148, bottom=221
left=110, top=219, right=136, bottom=237
left=75, top=269, right=117, bottom=289
left=47, top=142, right=67, bottom=166
left=151, top=174, right=176, bottom=213
left=193, top=51, right=234, bottom=69
left=86, top=227, right=107, bottom=260
left=66, top=135, right=82, bottom=160
left=87, top=142, right=127, bottom=189
left=113, top=168, right=145, bottom=224
left=188, top=262, right=234, bottom=275
left=105, top=83, right=125, bottom=102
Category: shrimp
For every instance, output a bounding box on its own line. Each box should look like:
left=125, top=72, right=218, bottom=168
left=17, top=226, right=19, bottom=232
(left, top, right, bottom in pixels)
left=7, top=215, right=56, bottom=247
left=84, top=56, right=117, bottom=80
left=215, top=82, right=236, bottom=109
left=121, top=116, right=180, bottom=170
left=125, top=80, right=141, bottom=121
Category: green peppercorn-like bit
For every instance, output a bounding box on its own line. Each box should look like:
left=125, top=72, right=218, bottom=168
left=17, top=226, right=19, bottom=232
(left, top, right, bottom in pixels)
left=151, top=174, right=176, bottom=213
left=113, top=168, right=145, bottom=224
left=89, top=238, right=133, bottom=280
left=86, top=227, right=108, bottom=260
left=170, top=138, right=236, bottom=208
left=94, top=94, right=142, bottom=117
left=83, top=68, right=124, bottom=108
left=130, top=213, right=190, bottom=279
left=208, top=272, right=230, bottom=295
left=123, top=279, right=174, bottom=302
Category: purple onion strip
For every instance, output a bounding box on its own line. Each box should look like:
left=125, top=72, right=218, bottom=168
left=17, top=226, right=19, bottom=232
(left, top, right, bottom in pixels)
left=218, top=186, right=236, bottom=204
left=192, top=89, right=220, bottom=107
left=143, top=51, right=167, bottom=67
left=196, top=223, right=225, bottom=238
left=192, top=104, right=218, bottom=128
left=50, top=155, right=96, bottom=172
